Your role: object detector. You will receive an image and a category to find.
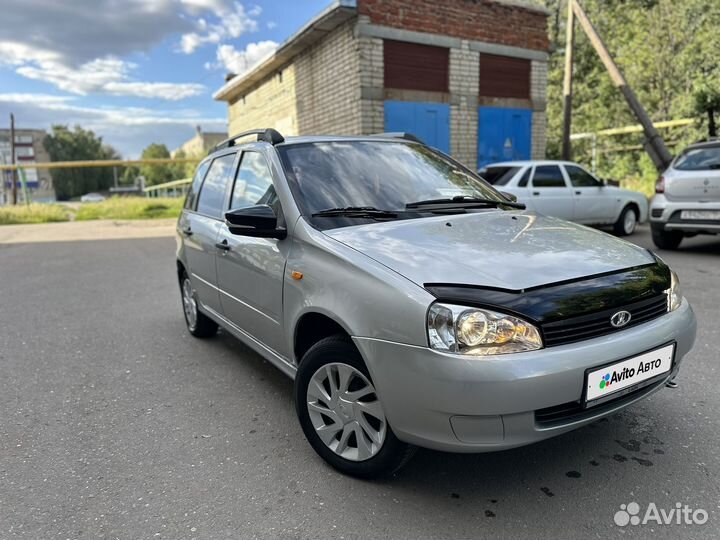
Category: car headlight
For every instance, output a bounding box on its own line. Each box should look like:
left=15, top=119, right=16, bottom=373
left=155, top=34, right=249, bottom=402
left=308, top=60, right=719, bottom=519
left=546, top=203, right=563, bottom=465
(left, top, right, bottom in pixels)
left=427, top=303, right=543, bottom=355
left=667, top=270, right=683, bottom=311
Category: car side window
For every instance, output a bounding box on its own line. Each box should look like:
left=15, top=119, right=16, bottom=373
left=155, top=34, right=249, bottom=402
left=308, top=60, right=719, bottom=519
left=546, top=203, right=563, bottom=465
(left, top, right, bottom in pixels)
left=518, top=167, right=532, bottom=187
left=565, top=165, right=601, bottom=187
left=196, top=153, right=236, bottom=218
left=532, top=165, right=567, bottom=188
left=230, top=152, right=279, bottom=212
left=184, top=160, right=211, bottom=210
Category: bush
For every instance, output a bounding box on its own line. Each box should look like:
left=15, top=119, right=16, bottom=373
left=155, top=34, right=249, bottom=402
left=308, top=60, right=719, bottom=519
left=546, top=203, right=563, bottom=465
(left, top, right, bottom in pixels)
left=74, top=196, right=184, bottom=221
left=0, top=204, right=70, bottom=225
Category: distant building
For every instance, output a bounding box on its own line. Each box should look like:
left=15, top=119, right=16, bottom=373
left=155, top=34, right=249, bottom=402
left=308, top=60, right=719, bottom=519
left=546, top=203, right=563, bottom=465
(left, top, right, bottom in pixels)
left=213, top=0, right=550, bottom=170
left=0, top=128, right=54, bottom=203
left=172, top=127, right=227, bottom=158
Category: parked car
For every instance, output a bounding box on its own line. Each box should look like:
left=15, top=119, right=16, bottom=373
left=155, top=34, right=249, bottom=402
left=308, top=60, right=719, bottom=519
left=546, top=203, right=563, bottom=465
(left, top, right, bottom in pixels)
left=650, top=140, right=720, bottom=249
left=176, top=130, right=696, bottom=478
left=479, top=160, right=648, bottom=235
left=80, top=192, right=106, bottom=203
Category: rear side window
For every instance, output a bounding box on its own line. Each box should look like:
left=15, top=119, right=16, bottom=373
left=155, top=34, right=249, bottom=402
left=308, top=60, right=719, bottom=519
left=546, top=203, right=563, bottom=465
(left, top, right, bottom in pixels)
left=674, top=147, right=720, bottom=170
left=480, top=166, right=520, bottom=186
left=565, top=165, right=601, bottom=187
left=184, top=160, right=211, bottom=210
left=532, top=165, right=566, bottom=188
left=196, top=153, right=236, bottom=218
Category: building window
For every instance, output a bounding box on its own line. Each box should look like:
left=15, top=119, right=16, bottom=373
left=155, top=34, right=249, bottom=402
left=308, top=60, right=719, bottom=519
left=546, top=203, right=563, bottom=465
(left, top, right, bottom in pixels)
left=384, top=40, right=449, bottom=93
left=479, top=54, right=531, bottom=99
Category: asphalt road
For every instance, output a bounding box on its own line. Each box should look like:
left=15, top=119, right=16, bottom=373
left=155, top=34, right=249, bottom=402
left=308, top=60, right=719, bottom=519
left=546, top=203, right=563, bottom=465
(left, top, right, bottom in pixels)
left=1, top=226, right=719, bottom=539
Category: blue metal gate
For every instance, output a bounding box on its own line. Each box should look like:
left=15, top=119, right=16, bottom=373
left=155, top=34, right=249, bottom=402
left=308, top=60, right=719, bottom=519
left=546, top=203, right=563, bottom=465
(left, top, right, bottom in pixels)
left=384, top=101, right=450, bottom=153
left=477, top=107, right=532, bottom=168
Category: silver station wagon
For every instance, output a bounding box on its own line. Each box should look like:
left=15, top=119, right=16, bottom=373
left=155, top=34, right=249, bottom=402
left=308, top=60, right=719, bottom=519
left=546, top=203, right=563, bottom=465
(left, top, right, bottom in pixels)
left=176, top=129, right=696, bottom=478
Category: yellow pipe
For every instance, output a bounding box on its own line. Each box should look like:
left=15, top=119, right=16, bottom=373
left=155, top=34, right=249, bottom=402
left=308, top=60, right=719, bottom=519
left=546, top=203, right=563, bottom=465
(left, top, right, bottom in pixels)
left=0, top=158, right=200, bottom=171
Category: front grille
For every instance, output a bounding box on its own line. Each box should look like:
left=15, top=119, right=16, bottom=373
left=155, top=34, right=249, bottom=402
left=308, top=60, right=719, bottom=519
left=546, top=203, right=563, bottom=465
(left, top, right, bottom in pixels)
left=541, top=294, right=668, bottom=347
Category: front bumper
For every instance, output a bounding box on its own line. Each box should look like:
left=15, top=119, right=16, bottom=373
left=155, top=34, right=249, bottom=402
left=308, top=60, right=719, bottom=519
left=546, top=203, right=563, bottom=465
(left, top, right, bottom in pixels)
left=354, top=299, right=696, bottom=453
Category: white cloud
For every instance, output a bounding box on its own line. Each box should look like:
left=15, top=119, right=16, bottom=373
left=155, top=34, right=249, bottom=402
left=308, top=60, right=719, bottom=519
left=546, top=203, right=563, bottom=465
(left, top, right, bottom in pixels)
left=0, top=93, right=227, bottom=157
left=213, top=41, right=278, bottom=75
left=0, top=0, right=265, bottom=100
left=179, top=2, right=261, bottom=54
left=13, top=56, right=205, bottom=100
left=267, top=21, right=278, bottom=30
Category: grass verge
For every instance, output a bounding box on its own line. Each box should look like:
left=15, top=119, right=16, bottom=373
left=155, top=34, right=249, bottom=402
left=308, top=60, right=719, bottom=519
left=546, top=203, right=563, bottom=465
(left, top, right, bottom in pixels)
left=0, top=203, right=70, bottom=225
left=74, top=197, right=184, bottom=221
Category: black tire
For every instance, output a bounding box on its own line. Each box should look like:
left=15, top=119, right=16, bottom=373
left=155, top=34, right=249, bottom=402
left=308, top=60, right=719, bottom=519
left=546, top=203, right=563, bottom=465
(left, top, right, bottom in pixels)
left=294, top=336, right=415, bottom=478
left=613, top=205, right=638, bottom=236
left=651, top=226, right=683, bottom=250
left=180, top=272, right=218, bottom=338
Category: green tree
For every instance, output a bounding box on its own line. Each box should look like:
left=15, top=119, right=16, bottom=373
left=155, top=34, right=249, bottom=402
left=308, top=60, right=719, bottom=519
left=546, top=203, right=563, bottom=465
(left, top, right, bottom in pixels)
left=43, top=125, right=119, bottom=200
left=139, top=143, right=175, bottom=186
left=540, top=0, right=720, bottom=189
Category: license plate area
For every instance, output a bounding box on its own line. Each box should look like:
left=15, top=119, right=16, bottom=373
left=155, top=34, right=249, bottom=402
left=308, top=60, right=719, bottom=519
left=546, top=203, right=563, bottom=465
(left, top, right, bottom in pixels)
left=680, top=210, right=720, bottom=220
left=584, top=343, right=675, bottom=408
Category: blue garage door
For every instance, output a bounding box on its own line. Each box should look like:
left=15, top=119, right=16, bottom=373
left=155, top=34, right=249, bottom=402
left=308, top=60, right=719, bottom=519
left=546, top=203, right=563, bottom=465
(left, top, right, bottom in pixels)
left=384, top=101, right=450, bottom=153
left=477, top=107, right=532, bottom=168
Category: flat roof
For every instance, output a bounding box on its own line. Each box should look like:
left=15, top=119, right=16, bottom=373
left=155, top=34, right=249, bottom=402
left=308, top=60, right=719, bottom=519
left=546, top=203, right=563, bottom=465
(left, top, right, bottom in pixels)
left=213, top=0, right=358, bottom=102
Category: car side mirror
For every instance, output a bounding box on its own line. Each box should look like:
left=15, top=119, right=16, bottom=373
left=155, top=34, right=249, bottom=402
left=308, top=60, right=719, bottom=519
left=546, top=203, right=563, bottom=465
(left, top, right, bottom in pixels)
left=604, top=178, right=620, bottom=187
left=499, top=191, right=518, bottom=203
left=225, top=205, right=287, bottom=239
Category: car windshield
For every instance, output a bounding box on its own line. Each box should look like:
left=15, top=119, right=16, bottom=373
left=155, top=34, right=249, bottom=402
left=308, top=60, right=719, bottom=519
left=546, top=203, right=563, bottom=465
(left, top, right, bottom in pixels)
left=674, top=146, right=720, bottom=171
left=277, top=141, right=509, bottom=228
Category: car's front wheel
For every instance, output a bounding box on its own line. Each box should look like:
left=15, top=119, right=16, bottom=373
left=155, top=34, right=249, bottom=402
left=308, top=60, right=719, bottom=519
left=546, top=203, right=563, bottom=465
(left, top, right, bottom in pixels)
left=651, top=226, right=683, bottom=250
left=294, top=336, right=415, bottom=478
left=180, top=273, right=218, bottom=338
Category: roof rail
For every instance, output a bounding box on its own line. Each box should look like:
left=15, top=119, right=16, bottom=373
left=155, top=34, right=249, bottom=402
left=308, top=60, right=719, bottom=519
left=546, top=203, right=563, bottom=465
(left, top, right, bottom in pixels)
left=370, top=132, right=425, bottom=144
left=211, top=128, right=285, bottom=153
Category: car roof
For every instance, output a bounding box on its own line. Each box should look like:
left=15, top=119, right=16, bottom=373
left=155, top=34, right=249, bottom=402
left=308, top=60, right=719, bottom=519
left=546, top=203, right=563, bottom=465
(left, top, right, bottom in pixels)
left=684, top=139, right=720, bottom=150
left=481, top=160, right=579, bottom=168
left=209, top=135, right=420, bottom=156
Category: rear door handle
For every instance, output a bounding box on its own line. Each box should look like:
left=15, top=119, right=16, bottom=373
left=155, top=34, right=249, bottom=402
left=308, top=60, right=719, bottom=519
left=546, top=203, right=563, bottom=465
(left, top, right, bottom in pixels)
left=181, top=226, right=193, bottom=236
left=215, top=240, right=231, bottom=252
left=575, top=191, right=582, bottom=195
left=532, top=191, right=541, bottom=196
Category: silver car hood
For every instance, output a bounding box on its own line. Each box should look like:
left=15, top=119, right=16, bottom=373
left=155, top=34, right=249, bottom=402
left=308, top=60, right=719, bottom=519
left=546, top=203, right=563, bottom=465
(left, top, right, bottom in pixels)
left=324, top=212, right=655, bottom=290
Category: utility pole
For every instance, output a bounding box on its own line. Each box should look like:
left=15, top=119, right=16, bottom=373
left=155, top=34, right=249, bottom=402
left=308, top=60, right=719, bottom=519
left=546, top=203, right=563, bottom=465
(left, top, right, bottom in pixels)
left=561, top=0, right=575, bottom=161
left=570, top=0, right=673, bottom=170
left=10, top=113, right=17, bottom=205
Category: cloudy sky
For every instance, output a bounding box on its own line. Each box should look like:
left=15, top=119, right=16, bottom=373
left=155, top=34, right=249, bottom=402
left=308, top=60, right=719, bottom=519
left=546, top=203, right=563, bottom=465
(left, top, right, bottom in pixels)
left=0, top=0, right=328, bottom=157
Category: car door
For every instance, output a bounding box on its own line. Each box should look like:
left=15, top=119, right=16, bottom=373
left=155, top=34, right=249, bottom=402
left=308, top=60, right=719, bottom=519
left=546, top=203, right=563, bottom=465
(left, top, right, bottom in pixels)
left=215, top=150, right=289, bottom=356
left=528, top=164, right=575, bottom=220
left=179, top=153, right=237, bottom=314
left=564, top=164, right=617, bottom=224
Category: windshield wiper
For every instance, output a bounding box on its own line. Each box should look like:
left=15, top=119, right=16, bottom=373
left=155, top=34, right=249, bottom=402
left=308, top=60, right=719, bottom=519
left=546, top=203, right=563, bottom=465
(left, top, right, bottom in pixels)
left=312, top=206, right=399, bottom=219
left=405, top=195, right=525, bottom=210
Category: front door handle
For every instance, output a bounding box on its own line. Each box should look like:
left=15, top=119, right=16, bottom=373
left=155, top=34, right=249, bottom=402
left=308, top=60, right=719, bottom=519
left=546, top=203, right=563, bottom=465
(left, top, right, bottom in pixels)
left=532, top=191, right=541, bottom=196
left=575, top=190, right=582, bottom=195
left=215, top=239, right=231, bottom=252
left=181, top=226, right=193, bottom=236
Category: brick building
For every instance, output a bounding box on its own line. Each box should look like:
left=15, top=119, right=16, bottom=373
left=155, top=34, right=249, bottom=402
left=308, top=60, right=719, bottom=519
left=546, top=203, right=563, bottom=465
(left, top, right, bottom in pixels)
left=0, top=128, right=54, bottom=203
left=214, top=0, right=549, bottom=170
left=171, top=126, right=227, bottom=158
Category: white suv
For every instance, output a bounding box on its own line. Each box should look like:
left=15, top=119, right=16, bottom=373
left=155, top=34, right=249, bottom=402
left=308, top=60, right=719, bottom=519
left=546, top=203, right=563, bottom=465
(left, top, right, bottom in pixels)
left=650, top=140, right=720, bottom=249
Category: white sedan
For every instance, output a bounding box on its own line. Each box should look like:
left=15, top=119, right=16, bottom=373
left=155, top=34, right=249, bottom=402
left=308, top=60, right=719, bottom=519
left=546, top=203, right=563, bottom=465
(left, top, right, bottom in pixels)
left=480, top=160, right=648, bottom=236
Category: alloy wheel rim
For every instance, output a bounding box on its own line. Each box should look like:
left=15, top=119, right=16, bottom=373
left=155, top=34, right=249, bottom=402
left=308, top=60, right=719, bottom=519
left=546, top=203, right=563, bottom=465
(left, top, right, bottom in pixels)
left=306, top=362, right=387, bottom=462
left=182, top=278, right=197, bottom=330
left=624, top=210, right=637, bottom=234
